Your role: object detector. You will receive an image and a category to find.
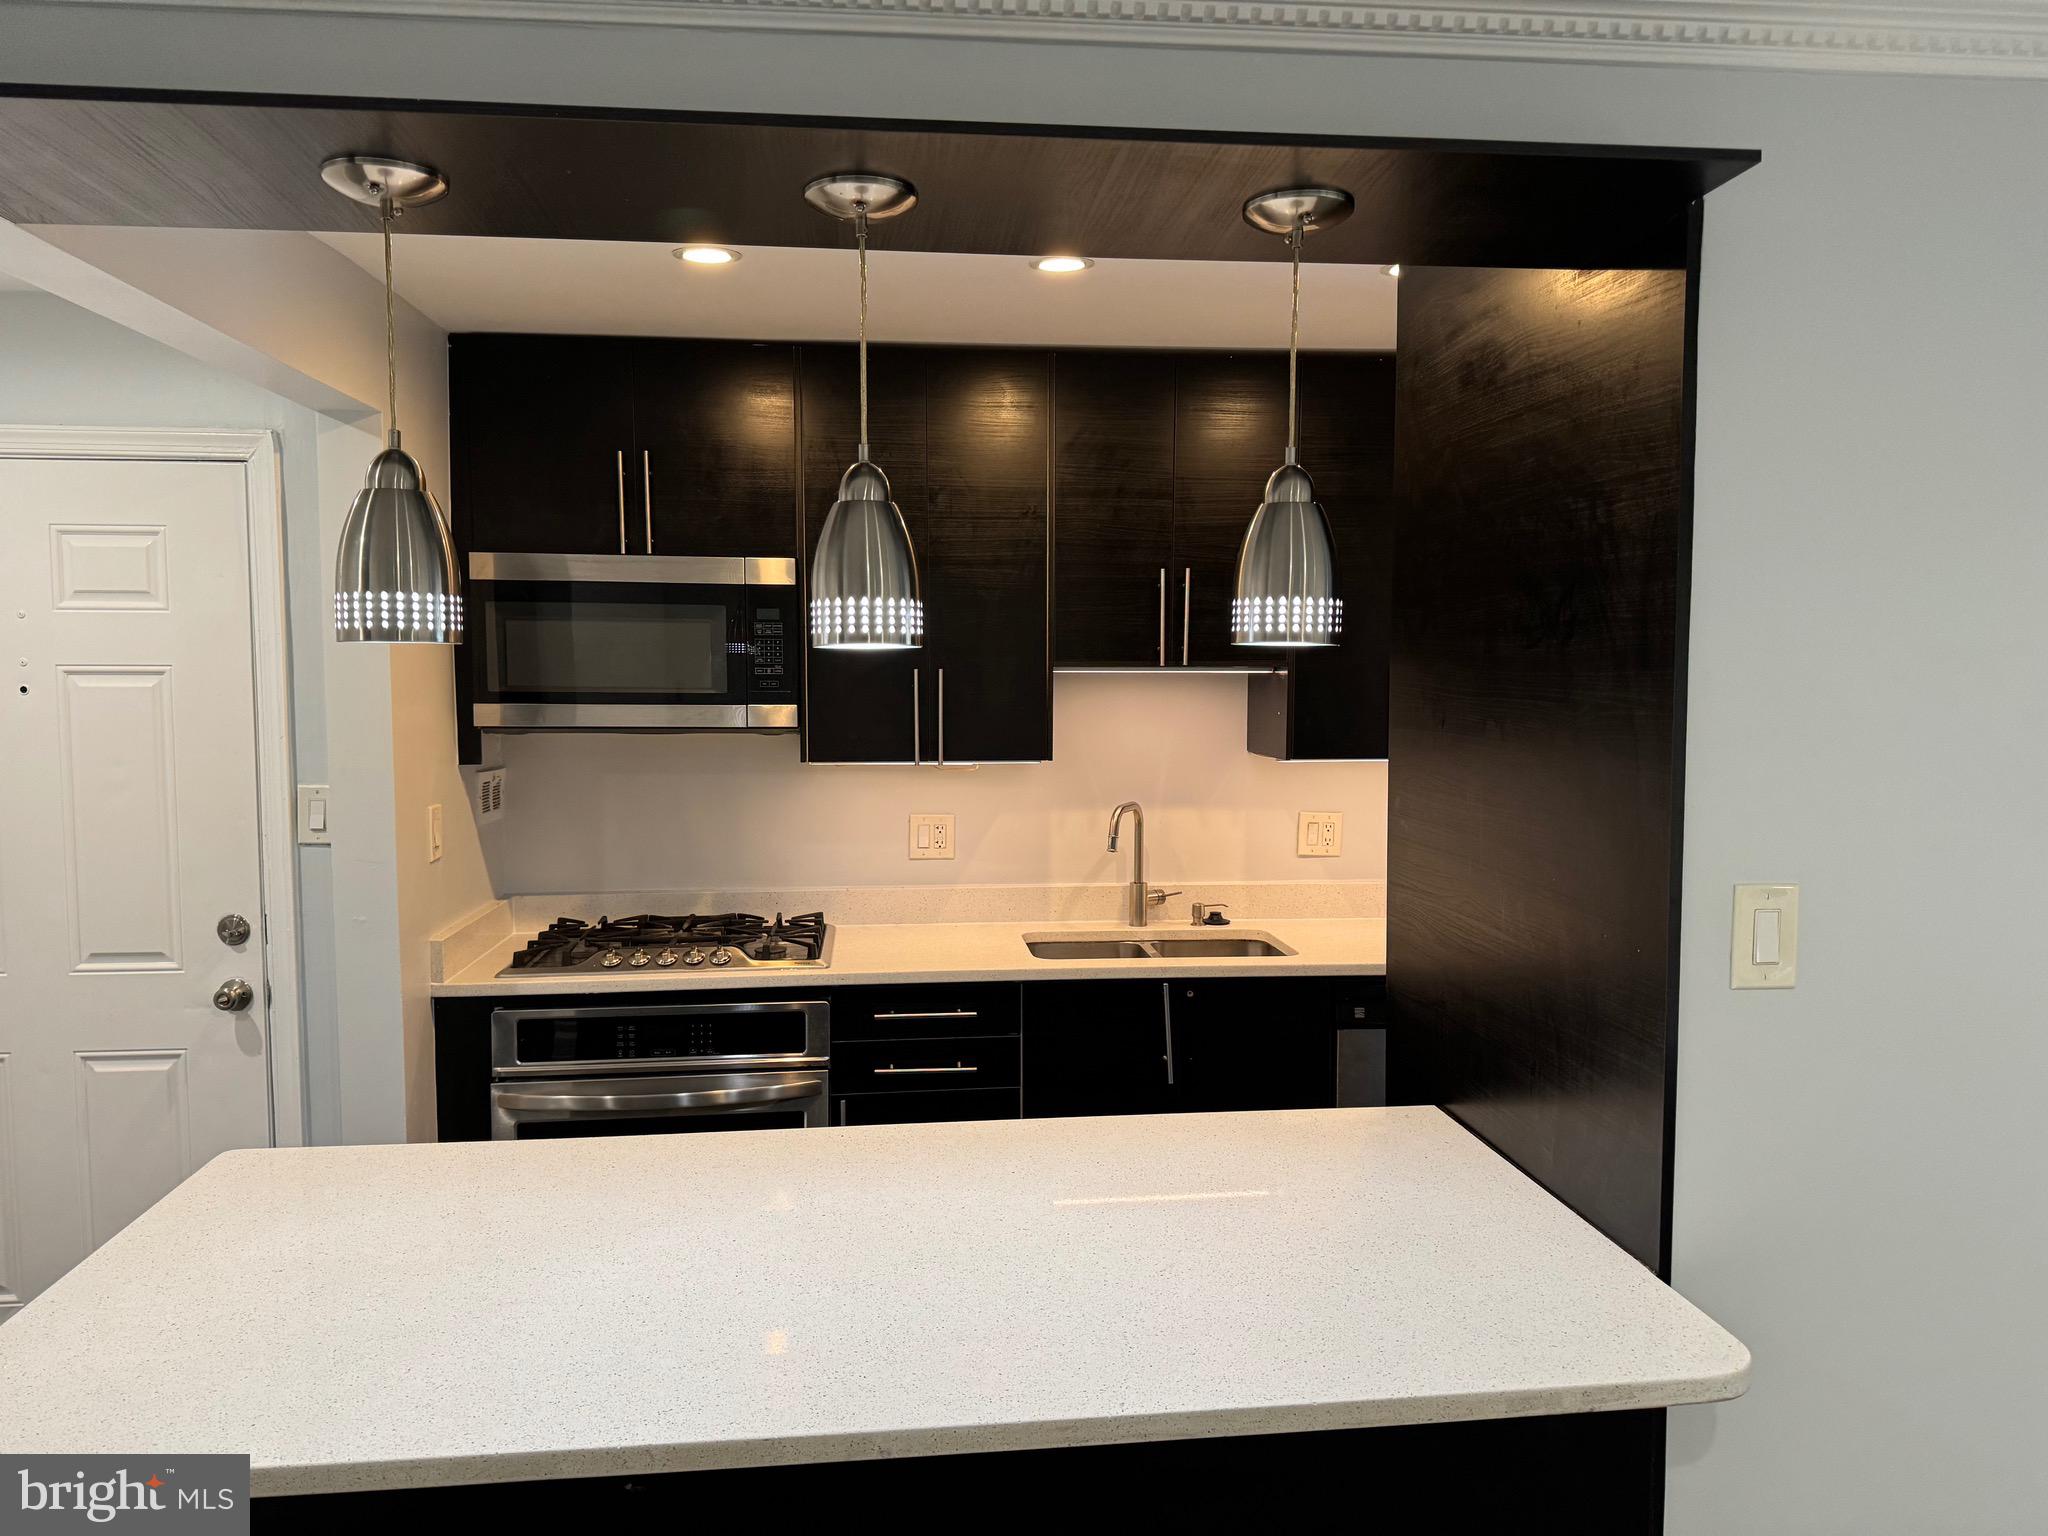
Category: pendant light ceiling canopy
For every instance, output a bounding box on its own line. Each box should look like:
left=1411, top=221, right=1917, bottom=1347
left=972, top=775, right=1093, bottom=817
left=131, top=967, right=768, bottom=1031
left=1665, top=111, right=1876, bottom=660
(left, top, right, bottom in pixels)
left=322, top=155, right=462, bottom=645
left=1232, top=185, right=1352, bottom=649
left=805, top=172, right=923, bottom=651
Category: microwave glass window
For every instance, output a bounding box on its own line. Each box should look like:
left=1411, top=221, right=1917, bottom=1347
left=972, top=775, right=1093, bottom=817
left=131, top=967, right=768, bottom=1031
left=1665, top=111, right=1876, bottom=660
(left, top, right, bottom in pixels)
left=487, top=600, right=729, bottom=696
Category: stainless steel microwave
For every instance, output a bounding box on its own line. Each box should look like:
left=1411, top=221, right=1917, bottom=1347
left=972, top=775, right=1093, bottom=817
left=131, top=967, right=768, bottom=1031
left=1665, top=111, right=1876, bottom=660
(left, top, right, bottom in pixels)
left=467, top=553, right=798, bottom=732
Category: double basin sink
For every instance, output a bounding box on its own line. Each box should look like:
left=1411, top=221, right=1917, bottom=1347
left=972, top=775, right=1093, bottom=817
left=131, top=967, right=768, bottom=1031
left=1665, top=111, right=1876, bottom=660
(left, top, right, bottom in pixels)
left=1024, top=933, right=1295, bottom=961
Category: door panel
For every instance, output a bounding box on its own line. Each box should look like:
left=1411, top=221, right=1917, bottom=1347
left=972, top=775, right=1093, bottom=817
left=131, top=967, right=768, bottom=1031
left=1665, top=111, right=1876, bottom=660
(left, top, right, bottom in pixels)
left=635, top=340, right=799, bottom=558
left=1170, top=979, right=1335, bottom=1112
left=0, top=456, right=274, bottom=1316
left=922, top=348, right=1051, bottom=763
left=451, top=334, right=637, bottom=554
left=1173, top=354, right=1289, bottom=667
left=1021, top=982, right=1174, bottom=1118
left=1052, top=351, right=1175, bottom=668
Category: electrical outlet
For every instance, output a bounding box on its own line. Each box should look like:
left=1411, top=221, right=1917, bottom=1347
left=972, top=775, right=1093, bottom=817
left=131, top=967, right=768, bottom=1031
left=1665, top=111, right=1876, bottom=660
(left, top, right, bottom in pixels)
left=1297, top=811, right=1343, bottom=857
left=427, top=803, right=444, bottom=864
left=909, top=813, right=955, bottom=860
left=474, top=767, right=506, bottom=825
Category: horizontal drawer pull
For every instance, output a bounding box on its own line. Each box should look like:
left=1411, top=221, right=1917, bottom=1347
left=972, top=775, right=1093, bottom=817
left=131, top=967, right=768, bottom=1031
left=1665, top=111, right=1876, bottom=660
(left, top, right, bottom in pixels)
left=874, top=1063, right=979, bottom=1074
left=871, top=1010, right=980, bottom=1021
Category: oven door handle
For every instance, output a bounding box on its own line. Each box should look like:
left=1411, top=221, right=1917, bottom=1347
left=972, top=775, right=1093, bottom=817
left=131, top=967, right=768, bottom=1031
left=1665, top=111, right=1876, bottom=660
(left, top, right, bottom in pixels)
left=494, top=1078, right=825, bottom=1115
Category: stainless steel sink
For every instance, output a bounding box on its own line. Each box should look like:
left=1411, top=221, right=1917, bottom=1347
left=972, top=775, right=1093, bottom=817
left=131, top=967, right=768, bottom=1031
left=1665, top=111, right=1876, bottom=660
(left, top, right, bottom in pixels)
left=1145, top=938, right=1290, bottom=958
left=1024, top=940, right=1155, bottom=959
left=1025, top=934, right=1295, bottom=960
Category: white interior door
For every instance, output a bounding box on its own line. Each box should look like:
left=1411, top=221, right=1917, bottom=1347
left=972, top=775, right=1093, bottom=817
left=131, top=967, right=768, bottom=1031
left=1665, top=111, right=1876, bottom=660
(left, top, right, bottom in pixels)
left=0, top=455, right=275, bottom=1320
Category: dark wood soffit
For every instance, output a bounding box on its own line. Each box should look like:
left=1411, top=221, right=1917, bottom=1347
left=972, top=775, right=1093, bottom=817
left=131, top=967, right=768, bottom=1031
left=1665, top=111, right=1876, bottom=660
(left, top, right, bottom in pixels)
left=0, top=88, right=1757, bottom=270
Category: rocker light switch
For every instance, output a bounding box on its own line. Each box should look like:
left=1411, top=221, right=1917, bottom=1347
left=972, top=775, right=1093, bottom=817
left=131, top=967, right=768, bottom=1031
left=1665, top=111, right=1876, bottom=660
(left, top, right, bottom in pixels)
left=1732, top=884, right=1798, bottom=989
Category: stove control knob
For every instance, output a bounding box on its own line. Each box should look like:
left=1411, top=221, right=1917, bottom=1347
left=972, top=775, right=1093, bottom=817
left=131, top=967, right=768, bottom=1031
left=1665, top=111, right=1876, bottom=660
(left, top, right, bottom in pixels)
left=681, top=948, right=707, bottom=967
left=653, top=948, right=679, bottom=967
left=707, top=948, right=733, bottom=967
left=598, top=952, right=625, bottom=969
left=628, top=950, right=653, bottom=969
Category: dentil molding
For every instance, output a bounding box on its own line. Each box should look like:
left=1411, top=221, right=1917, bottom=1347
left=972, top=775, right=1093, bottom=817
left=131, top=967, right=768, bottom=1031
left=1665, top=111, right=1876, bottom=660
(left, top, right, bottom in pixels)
left=37, top=0, right=2048, bottom=77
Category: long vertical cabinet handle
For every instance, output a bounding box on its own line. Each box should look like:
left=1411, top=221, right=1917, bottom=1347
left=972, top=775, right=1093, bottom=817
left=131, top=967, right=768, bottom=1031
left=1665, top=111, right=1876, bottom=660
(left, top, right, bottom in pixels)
left=937, top=668, right=945, bottom=767
left=912, top=668, right=922, bottom=766
left=1181, top=568, right=1192, bottom=666
left=1157, top=568, right=1167, bottom=666
left=1162, top=981, right=1175, bottom=1086
left=643, top=450, right=654, bottom=554
left=616, top=451, right=628, bottom=553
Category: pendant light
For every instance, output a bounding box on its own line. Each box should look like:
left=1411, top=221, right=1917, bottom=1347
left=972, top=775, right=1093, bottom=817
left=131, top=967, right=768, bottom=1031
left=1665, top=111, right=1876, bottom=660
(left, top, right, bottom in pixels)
left=321, top=155, right=462, bottom=645
left=803, top=173, right=923, bottom=650
left=1232, top=186, right=1354, bottom=648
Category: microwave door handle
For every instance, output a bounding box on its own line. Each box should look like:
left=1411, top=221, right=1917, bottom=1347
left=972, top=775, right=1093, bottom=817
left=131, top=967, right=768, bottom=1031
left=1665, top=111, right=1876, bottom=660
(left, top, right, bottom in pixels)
left=643, top=449, right=654, bottom=554
left=495, top=1078, right=825, bottom=1115
left=616, top=450, right=628, bottom=554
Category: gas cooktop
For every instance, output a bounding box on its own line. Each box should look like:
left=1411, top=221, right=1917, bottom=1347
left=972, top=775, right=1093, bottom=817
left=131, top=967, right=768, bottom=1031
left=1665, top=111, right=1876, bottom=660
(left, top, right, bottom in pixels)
left=498, top=912, right=833, bottom=976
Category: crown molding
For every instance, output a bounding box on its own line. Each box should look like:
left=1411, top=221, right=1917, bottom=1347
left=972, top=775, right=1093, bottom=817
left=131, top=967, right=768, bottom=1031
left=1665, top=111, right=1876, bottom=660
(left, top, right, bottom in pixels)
left=32, top=0, right=2048, bottom=78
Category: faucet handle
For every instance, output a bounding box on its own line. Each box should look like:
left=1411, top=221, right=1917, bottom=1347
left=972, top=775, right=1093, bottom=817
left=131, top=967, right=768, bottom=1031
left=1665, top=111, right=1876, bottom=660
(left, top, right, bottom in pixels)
left=1147, top=888, right=1183, bottom=908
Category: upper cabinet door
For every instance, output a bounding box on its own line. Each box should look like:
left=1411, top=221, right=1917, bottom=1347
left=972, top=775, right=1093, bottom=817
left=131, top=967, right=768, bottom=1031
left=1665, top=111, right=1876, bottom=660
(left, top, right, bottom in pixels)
left=1172, top=353, right=1289, bottom=667
left=449, top=334, right=638, bottom=554
left=1051, top=351, right=1175, bottom=668
left=632, top=340, right=799, bottom=558
left=798, top=343, right=929, bottom=765
left=922, top=348, right=1052, bottom=763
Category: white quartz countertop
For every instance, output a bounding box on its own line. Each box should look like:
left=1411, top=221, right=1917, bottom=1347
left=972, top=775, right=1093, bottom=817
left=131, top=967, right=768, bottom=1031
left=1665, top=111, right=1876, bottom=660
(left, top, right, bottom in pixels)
left=432, top=915, right=1384, bottom=996
left=0, top=1107, right=1746, bottom=1496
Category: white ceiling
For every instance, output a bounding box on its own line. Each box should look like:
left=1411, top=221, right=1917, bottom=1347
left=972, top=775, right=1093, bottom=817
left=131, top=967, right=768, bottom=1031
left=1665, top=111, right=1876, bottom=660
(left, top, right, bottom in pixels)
left=311, top=234, right=1397, bottom=352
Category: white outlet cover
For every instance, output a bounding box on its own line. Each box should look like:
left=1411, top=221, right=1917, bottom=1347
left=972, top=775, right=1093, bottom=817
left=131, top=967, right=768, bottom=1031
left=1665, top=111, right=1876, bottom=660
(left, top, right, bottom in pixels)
left=1731, top=883, right=1798, bottom=989
left=1297, top=811, right=1343, bottom=857
left=909, top=813, right=956, bottom=860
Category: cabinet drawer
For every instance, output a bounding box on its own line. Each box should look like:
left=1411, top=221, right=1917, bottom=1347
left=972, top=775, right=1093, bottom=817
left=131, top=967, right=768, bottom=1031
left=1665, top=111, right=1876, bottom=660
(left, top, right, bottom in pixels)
left=834, top=983, right=1019, bottom=1041
left=835, top=1035, right=1020, bottom=1094
left=835, top=1088, right=1020, bottom=1127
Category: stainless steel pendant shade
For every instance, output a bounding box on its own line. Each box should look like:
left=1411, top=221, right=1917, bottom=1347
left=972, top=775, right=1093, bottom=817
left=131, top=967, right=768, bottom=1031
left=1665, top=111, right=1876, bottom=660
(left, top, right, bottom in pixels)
left=322, top=152, right=462, bottom=645
left=1233, top=185, right=1351, bottom=649
left=809, top=460, right=922, bottom=648
left=333, top=432, right=463, bottom=643
left=806, top=172, right=923, bottom=650
left=1231, top=461, right=1341, bottom=646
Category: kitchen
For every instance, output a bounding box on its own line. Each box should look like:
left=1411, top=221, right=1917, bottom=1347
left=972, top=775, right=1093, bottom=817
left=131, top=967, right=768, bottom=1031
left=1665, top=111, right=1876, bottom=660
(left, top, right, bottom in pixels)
left=2, top=79, right=1745, bottom=1529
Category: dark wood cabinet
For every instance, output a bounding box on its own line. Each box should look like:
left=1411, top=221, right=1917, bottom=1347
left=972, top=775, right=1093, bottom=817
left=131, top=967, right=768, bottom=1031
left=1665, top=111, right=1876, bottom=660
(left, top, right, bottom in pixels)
left=1171, top=352, right=1290, bottom=669
left=1246, top=352, right=1398, bottom=761
left=1021, top=981, right=1177, bottom=1118
left=1051, top=351, right=1176, bottom=668
left=450, top=333, right=637, bottom=555
left=632, top=340, right=798, bottom=558
left=829, top=982, right=1021, bottom=1128
left=800, top=344, right=1051, bottom=766
left=1021, top=977, right=1336, bottom=1118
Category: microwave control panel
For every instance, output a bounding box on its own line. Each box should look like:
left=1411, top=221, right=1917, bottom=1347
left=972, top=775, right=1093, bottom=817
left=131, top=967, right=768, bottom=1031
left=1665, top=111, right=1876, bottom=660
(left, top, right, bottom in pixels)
left=747, top=597, right=798, bottom=704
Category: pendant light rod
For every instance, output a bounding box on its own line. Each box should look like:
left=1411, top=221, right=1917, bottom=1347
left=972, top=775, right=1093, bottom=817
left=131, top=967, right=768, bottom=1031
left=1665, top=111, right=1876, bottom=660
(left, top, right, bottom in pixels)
left=856, top=203, right=870, bottom=457
left=1286, top=221, right=1302, bottom=465
left=381, top=197, right=399, bottom=443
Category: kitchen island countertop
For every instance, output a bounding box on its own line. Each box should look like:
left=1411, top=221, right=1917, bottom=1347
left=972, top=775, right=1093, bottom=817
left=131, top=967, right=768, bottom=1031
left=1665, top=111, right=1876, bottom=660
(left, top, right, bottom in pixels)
left=0, top=1106, right=1746, bottom=1496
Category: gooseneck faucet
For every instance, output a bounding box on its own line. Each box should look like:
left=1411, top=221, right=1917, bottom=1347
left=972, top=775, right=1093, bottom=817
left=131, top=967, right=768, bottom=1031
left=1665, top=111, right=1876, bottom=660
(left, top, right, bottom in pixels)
left=1108, top=801, right=1180, bottom=927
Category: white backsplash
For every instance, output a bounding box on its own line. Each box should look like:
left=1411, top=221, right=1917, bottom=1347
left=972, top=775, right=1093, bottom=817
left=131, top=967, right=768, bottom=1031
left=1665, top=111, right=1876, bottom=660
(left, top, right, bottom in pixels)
left=481, top=672, right=1387, bottom=895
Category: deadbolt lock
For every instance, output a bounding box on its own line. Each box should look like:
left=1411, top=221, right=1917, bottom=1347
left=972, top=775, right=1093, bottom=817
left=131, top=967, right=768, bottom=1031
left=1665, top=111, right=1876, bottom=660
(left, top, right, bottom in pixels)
left=217, top=913, right=252, bottom=946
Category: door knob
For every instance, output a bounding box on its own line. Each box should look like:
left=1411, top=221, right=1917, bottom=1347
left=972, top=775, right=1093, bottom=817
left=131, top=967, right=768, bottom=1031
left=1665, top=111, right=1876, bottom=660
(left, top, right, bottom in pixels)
left=217, top=913, right=252, bottom=946
left=212, top=979, right=255, bottom=1013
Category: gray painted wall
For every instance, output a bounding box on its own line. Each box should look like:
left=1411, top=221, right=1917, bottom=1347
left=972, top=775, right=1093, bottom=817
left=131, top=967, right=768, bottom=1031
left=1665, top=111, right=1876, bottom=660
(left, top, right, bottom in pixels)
left=6, top=11, right=2047, bottom=1528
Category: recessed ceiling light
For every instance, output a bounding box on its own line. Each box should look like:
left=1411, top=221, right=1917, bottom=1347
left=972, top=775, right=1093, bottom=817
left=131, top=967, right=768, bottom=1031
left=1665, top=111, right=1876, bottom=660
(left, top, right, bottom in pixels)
left=673, top=246, right=742, bottom=267
left=1030, top=255, right=1094, bottom=274
left=1381, top=264, right=1402, bottom=278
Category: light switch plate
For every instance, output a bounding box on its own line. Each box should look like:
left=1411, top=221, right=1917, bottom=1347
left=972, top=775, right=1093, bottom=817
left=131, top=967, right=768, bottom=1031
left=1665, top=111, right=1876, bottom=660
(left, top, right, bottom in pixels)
left=909, top=813, right=955, bottom=860
left=1732, top=883, right=1799, bottom=989
left=427, top=803, right=444, bottom=864
left=1298, top=811, right=1343, bottom=857
left=296, top=784, right=331, bottom=846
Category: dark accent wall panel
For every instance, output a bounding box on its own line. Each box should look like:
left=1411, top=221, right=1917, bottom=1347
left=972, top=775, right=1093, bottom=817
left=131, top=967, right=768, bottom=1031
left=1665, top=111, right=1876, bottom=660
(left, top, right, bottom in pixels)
left=1388, top=265, right=1690, bottom=1273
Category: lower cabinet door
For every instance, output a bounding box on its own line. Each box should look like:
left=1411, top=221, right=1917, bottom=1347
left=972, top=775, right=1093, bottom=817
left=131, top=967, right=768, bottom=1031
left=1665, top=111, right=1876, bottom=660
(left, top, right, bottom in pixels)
left=1170, top=979, right=1336, bottom=1112
left=1021, top=982, right=1176, bottom=1118
left=834, top=1088, right=1020, bottom=1126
